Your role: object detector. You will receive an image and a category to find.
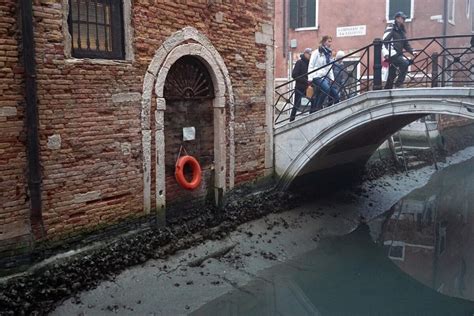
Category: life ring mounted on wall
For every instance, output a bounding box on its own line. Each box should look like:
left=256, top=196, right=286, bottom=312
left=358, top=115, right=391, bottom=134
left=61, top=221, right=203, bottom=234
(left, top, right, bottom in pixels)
left=175, top=155, right=202, bottom=191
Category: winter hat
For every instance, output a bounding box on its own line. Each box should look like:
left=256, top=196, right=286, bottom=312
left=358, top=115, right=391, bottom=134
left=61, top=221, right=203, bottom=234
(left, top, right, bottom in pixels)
left=393, top=11, right=408, bottom=20
left=335, top=50, right=345, bottom=60
left=304, top=48, right=313, bottom=54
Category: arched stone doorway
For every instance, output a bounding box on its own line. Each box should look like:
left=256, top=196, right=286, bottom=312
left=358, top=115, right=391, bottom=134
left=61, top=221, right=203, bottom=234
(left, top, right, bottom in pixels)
left=141, top=27, right=235, bottom=219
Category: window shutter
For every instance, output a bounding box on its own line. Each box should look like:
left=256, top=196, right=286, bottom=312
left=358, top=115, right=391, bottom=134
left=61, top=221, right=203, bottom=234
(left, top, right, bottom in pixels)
left=290, top=0, right=298, bottom=29
left=307, top=0, right=316, bottom=27
left=110, top=0, right=125, bottom=59
left=389, top=0, right=412, bottom=20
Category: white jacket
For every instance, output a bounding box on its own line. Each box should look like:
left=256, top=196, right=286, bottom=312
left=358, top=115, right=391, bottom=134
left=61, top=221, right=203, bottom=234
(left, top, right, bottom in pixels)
left=308, top=49, right=334, bottom=82
left=382, top=25, right=397, bottom=58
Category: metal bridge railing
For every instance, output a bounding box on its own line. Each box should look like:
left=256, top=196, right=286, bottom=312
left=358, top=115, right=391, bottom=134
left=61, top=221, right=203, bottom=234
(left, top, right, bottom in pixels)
left=274, top=35, right=474, bottom=124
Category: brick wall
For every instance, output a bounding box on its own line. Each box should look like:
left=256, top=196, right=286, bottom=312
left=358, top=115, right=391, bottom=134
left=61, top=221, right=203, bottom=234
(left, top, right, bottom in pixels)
left=0, top=0, right=273, bottom=246
left=0, top=1, right=32, bottom=249
left=439, top=115, right=473, bottom=130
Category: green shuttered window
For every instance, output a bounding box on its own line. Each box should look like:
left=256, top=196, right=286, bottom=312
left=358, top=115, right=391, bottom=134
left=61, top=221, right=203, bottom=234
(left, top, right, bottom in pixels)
left=290, top=0, right=318, bottom=29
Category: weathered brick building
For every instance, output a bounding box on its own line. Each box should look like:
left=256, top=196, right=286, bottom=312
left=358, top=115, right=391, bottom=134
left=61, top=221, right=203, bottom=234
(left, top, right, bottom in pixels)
left=0, top=0, right=275, bottom=257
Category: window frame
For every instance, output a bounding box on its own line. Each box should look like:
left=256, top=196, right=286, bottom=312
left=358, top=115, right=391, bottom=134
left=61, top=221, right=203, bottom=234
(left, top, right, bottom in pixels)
left=294, top=0, right=319, bottom=31
left=437, top=222, right=447, bottom=256
left=63, top=0, right=133, bottom=63
left=68, top=0, right=125, bottom=60
left=386, top=0, right=415, bottom=23
left=448, top=0, right=456, bottom=25
left=384, top=240, right=406, bottom=261
left=472, top=0, right=474, bottom=32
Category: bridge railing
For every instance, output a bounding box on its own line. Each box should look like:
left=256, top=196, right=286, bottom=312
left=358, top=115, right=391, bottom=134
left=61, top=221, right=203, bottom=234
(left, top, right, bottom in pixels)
left=274, top=35, right=474, bottom=124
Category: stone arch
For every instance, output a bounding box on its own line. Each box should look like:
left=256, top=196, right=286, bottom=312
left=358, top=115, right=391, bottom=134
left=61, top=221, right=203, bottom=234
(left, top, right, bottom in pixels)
left=277, top=94, right=474, bottom=190
left=141, top=27, right=235, bottom=214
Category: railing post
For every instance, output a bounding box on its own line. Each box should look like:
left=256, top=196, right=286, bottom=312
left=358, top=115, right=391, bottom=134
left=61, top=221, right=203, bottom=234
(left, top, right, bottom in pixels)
left=373, top=38, right=383, bottom=90
left=431, top=52, right=439, bottom=88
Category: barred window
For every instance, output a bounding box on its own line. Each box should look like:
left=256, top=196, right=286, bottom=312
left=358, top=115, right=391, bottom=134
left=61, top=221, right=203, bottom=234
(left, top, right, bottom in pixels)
left=68, top=0, right=124, bottom=59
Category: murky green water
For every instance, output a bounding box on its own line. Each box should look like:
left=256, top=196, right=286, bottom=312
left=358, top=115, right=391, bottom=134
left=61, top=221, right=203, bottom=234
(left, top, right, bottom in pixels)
left=192, top=158, right=474, bottom=316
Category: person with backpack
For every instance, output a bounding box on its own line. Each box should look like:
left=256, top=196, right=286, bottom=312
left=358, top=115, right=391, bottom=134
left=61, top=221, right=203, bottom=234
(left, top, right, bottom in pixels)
left=382, top=11, right=417, bottom=89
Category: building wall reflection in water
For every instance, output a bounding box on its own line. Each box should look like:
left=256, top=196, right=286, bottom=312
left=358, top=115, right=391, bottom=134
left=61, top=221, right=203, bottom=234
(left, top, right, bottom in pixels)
left=382, top=158, right=474, bottom=301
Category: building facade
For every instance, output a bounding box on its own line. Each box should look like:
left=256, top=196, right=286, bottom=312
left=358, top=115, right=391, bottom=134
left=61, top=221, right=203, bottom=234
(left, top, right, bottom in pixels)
left=0, top=0, right=275, bottom=256
left=275, top=0, right=473, bottom=82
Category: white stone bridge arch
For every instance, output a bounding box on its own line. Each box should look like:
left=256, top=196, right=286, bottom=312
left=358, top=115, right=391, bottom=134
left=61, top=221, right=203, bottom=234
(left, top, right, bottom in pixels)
left=274, top=87, right=474, bottom=190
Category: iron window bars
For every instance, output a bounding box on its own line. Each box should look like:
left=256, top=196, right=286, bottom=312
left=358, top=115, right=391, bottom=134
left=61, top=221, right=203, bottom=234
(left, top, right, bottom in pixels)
left=69, top=0, right=125, bottom=60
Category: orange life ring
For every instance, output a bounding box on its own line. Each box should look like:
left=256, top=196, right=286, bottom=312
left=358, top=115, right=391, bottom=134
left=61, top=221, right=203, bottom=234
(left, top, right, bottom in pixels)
left=175, top=155, right=202, bottom=190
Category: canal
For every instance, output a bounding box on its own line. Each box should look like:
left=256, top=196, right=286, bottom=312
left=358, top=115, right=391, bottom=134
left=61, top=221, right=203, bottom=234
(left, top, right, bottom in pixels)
left=193, top=157, right=474, bottom=316
left=52, top=150, right=474, bottom=315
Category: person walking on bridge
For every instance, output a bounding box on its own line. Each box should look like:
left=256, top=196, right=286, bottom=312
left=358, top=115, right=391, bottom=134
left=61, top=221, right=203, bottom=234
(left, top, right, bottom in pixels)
left=290, top=48, right=312, bottom=122
left=308, top=35, right=340, bottom=113
left=382, top=11, right=417, bottom=89
left=333, top=50, right=348, bottom=100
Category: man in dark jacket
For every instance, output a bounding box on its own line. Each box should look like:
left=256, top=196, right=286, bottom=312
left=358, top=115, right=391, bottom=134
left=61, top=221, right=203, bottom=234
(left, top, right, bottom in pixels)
left=383, top=11, right=417, bottom=89
left=290, top=48, right=312, bottom=122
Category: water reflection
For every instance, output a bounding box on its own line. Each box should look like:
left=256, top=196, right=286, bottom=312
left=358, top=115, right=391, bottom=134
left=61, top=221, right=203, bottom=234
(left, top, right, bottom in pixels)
left=381, top=157, right=474, bottom=303
left=193, top=158, right=474, bottom=316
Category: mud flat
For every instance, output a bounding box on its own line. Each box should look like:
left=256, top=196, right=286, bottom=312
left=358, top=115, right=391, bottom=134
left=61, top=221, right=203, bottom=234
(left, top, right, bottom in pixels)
left=51, top=146, right=474, bottom=315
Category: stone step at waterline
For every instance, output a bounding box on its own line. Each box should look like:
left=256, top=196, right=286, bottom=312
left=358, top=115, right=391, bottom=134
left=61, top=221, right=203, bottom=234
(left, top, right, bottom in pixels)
left=395, top=145, right=431, bottom=151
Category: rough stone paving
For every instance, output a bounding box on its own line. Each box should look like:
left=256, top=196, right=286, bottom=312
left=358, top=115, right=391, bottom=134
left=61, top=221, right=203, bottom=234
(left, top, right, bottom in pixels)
left=0, top=0, right=274, bottom=259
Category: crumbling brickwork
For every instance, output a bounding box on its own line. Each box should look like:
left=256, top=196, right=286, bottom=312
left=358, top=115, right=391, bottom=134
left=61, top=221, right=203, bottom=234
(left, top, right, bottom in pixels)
left=0, top=0, right=274, bottom=248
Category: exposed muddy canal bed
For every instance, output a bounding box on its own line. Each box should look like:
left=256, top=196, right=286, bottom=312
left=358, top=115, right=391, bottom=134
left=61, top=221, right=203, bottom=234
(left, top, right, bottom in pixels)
left=2, top=148, right=474, bottom=315
left=51, top=150, right=474, bottom=315
left=195, top=157, right=474, bottom=316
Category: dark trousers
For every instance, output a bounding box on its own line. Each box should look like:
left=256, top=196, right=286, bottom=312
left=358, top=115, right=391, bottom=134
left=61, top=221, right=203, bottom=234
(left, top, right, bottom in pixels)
left=290, top=87, right=305, bottom=120
left=310, top=77, right=340, bottom=112
left=384, top=55, right=409, bottom=89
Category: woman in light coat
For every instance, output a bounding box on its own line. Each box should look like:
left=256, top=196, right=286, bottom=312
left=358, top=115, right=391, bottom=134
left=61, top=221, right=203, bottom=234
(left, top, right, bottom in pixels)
left=308, top=36, right=340, bottom=112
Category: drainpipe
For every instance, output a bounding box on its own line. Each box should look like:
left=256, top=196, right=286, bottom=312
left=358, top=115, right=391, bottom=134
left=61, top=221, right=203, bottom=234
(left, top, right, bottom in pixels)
left=283, top=0, right=288, bottom=59
left=441, top=0, right=448, bottom=86
left=442, top=0, right=448, bottom=38
left=20, top=0, right=44, bottom=238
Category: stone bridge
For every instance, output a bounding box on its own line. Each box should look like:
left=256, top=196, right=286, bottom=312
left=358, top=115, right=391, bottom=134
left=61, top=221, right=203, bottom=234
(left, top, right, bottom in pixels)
left=274, top=87, right=474, bottom=189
